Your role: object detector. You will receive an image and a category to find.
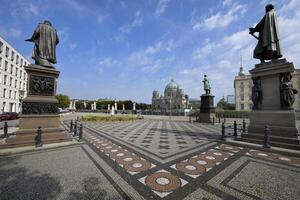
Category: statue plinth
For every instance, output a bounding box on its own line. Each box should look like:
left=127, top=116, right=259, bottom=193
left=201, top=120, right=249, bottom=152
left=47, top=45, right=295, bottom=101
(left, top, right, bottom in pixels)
left=199, top=94, right=215, bottom=123
left=241, top=59, right=300, bottom=149
left=5, top=64, right=71, bottom=148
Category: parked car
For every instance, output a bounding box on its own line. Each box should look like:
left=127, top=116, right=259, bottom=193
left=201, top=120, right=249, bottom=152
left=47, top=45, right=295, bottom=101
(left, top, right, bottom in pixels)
left=0, top=112, right=19, bottom=121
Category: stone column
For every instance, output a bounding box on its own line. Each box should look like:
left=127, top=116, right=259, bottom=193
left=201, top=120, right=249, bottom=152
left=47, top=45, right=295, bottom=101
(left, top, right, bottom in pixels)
left=133, top=103, right=136, bottom=111
left=122, top=104, right=125, bottom=111
left=115, top=102, right=117, bottom=111
left=108, top=104, right=110, bottom=110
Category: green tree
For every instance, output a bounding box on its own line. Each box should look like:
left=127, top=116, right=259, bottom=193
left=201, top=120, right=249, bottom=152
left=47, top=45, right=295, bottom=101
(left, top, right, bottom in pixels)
left=56, top=94, right=70, bottom=109
left=75, top=101, right=84, bottom=110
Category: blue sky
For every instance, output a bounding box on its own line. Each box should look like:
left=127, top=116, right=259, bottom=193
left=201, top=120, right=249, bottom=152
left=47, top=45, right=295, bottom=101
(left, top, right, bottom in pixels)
left=1, top=0, right=300, bottom=103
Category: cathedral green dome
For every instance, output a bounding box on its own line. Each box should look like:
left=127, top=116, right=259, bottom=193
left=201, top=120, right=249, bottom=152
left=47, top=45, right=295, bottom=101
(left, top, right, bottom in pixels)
left=165, top=79, right=179, bottom=91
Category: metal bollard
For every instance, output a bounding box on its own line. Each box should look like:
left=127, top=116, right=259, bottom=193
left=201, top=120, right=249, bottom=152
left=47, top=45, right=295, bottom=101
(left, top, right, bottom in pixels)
left=35, top=126, right=42, bottom=147
left=78, top=124, right=83, bottom=141
left=233, top=120, right=237, bottom=137
left=218, top=117, right=221, bottom=123
left=212, top=117, right=215, bottom=125
left=263, top=125, right=271, bottom=148
left=221, top=122, right=225, bottom=140
left=3, top=122, right=8, bottom=138
left=242, top=120, right=246, bottom=133
left=74, top=121, right=78, bottom=136
left=70, top=120, right=74, bottom=133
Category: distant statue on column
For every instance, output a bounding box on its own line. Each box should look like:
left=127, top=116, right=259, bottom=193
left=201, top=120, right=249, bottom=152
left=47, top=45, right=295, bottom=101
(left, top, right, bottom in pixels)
left=202, top=75, right=211, bottom=95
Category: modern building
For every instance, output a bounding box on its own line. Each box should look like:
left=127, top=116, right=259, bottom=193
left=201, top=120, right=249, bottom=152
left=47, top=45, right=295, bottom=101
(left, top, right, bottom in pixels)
left=152, top=79, right=189, bottom=112
left=0, top=36, right=29, bottom=113
left=234, top=64, right=300, bottom=111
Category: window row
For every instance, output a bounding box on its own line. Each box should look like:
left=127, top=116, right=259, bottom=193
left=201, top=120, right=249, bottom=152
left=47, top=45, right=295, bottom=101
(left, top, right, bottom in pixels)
left=0, top=74, right=26, bottom=89
left=2, top=88, right=20, bottom=100
left=0, top=58, right=27, bottom=80
left=0, top=41, right=29, bottom=67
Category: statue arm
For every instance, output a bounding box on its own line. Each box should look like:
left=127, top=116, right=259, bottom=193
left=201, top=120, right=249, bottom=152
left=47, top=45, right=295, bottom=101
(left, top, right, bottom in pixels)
left=252, top=16, right=265, bottom=33
left=25, top=25, right=40, bottom=42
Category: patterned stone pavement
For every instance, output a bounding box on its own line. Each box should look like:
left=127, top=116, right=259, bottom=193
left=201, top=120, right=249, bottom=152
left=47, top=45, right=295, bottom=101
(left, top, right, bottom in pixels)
left=61, top=119, right=300, bottom=199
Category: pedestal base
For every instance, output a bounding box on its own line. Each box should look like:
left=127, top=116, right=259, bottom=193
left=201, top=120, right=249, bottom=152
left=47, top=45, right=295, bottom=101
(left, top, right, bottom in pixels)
left=198, top=113, right=216, bottom=123
left=2, top=64, right=72, bottom=148
left=199, top=94, right=215, bottom=123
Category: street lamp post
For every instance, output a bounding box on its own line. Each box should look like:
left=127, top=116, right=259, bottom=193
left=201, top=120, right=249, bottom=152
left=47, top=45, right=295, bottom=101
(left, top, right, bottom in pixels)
left=19, top=89, right=25, bottom=114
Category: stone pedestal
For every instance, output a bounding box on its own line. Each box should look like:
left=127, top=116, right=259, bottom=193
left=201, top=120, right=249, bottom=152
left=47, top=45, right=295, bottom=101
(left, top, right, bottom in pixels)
left=241, top=59, right=300, bottom=149
left=199, top=94, right=215, bottom=123
left=5, top=64, right=71, bottom=148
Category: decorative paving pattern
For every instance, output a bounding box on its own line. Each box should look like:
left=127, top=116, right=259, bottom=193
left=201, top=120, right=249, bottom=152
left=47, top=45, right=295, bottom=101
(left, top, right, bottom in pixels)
left=82, top=120, right=221, bottom=161
left=84, top=132, right=155, bottom=175
left=247, top=149, right=300, bottom=167
left=170, top=144, right=242, bottom=179
left=63, top=119, right=300, bottom=200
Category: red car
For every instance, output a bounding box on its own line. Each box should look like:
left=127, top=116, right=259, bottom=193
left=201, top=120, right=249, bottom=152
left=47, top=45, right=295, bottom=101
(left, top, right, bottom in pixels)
left=0, top=112, right=19, bottom=121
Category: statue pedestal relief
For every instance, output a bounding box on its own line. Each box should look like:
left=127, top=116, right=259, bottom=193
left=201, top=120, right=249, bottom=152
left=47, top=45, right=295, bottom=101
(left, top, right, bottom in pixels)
left=242, top=59, right=300, bottom=149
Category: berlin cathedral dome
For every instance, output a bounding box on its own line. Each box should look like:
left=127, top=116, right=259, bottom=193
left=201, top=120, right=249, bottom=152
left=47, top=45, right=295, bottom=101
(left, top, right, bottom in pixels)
left=152, top=79, right=189, bottom=112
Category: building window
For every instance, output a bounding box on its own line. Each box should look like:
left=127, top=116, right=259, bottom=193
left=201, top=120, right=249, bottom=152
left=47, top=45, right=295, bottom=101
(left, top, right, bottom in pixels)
left=14, top=91, right=17, bottom=99
left=240, top=94, right=244, bottom=101
left=10, top=65, right=13, bottom=74
left=15, top=68, right=18, bottom=76
left=0, top=41, right=3, bottom=53
left=240, top=103, right=244, bottom=110
left=9, top=90, right=12, bottom=98
left=15, top=80, right=17, bottom=88
left=5, top=61, right=8, bottom=71
left=5, top=47, right=9, bottom=57
left=16, top=55, right=19, bottom=64
left=20, top=58, right=23, bottom=67
left=11, top=51, right=15, bottom=61
left=4, top=75, right=7, bottom=85
left=3, top=88, right=6, bottom=98
left=10, top=77, right=13, bottom=86
left=0, top=57, right=2, bottom=69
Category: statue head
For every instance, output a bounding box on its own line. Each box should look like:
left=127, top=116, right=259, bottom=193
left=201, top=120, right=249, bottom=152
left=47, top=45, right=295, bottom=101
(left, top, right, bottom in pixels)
left=204, top=75, right=207, bottom=78
left=265, top=4, right=274, bottom=13
left=44, top=20, right=52, bottom=26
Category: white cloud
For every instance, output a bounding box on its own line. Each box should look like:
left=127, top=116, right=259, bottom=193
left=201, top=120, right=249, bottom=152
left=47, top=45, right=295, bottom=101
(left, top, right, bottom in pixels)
left=193, top=3, right=247, bottom=31
left=155, top=0, right=170, bottom=17
left=9, top=1, right=39, bottom=19
left=118, top=10, right=143, bottom=36
left=0, top=27, right=22, bottom=38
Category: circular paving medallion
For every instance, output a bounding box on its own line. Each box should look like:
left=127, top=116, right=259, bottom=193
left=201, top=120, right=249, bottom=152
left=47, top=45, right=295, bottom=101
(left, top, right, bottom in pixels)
left=189, top=154, right=216, bottom=168
left=145, top=172, right=181, bottom=192
left=278, top=157, right=291, bottom=161
left=205, top=150, right=230, bottom=162
left=115, top=154, right=141, bottom=165
left=123, top=159, right=151, bottom=172
left=218, top=144, right=241, bottom=152
left=176, top=161, right=205, bottom=175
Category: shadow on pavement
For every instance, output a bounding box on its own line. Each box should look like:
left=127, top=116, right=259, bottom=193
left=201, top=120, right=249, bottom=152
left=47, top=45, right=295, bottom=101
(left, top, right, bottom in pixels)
left=0, top=156, right=62, bottom=200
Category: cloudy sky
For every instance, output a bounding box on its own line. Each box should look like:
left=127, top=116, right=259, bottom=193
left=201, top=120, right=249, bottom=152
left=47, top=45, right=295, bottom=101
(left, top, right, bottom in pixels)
left=0, top=0, right=300, bottom=103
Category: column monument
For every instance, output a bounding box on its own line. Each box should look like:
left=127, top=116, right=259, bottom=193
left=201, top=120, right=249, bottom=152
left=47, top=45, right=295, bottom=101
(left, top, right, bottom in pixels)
left=242, top=4, right=300, bottom=149
left=5, top=20, right=71, bottom=147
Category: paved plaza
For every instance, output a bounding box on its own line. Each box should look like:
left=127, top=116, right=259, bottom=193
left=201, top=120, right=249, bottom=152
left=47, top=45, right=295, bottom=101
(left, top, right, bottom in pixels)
left=1, top=118, right=300, bottom=199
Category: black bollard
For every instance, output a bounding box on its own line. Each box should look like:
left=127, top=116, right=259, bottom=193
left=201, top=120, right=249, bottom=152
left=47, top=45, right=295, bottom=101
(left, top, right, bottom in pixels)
left=35, top=126, right=42, bottom=147
left=221, top=122, right=225, bottom=140
left=218, top=117, right=221, bottom=123
left=70, top=120, right=74, bottom=133
left=242, top=119, right=246, bottom=133
left=233, top=120, right=237, bottom=137
left=74, top=121, right=78, bottom=136
left=263, top=125, right=271, bottom=148
left=3, top=122, right=8, bottom=138
left=78, top=124, right=83, bottom=141
left=212, top=117, right=215, bottom=125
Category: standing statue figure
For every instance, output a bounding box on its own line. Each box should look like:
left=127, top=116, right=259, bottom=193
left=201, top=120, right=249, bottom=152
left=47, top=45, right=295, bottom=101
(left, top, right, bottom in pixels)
left=280, top=73, right=298, bottom=109
left=249, top=4, right=282, bottom=63
left=251, top=78, right=262, bottom=110
left=25, top=20, right=59, bottom=68
left=203, top=75, right=211, bottom=95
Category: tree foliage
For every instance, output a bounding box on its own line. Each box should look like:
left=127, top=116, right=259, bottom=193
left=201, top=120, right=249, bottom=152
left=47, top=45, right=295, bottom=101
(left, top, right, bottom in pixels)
left=56, top=94, right=70, bottom=109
